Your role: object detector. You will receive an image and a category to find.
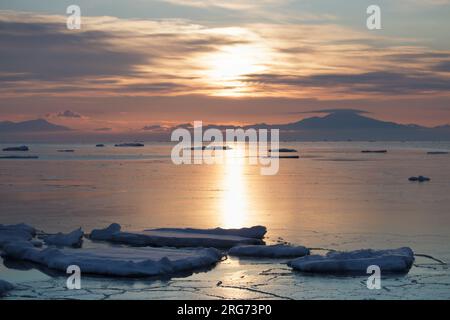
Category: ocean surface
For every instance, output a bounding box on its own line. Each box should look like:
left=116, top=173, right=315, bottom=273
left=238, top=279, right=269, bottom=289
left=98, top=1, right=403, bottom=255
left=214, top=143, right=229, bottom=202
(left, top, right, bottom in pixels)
left=1, top=141, right=450, bottom=299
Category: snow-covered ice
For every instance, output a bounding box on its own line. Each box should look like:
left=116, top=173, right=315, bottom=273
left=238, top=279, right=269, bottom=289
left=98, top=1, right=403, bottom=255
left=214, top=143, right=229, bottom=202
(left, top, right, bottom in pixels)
left=288, top=247, right=414, bottom=275
left=1, top=241, right=224, bottom=277
left=0, top=280, right=14, bottom=296
left=148, top=226, right=266, bottom=239
left=90, top=224, right=265, bottom=248
left=0, top=224, right=36, bottom=248
left=43, top=228, right=84, bottom=248
left=229, top=244, right=310, bottom=258
left=31, top=240, right=43, bottom=247
left=89, top=223, right=121, bottom=240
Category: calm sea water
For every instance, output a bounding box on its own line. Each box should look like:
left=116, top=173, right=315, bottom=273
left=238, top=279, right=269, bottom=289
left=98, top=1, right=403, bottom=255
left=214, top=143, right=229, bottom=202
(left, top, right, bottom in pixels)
left=1, top=141, right=450, bottom=299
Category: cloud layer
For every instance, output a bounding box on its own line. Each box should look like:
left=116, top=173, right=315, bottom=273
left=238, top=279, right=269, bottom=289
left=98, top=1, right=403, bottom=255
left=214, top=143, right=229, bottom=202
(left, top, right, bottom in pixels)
left=0, top=8, right=450, bottom=129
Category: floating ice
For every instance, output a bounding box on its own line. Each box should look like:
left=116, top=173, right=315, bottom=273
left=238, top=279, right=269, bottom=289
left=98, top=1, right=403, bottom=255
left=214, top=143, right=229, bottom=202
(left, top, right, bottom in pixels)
left=43, top=228, right=84, bottom=248
left=90, top=224, right=265, bottom=248
left=149, top=226, right=266, bottom=240
left=90, top=223, right=121, bottom=240
left=0, top=156, right=39, bottom=159
left=31, top=240, right=43, bottom=247
left=2, top=145, right=29, bottom=152
left=361, top=150, right=387, bottom=153
left=0, top=280, right=14, bottom=296
left=288, top=247, right=414, bottom=275
left=0, top=224, right=36, bottom=248
left=114, top=143, right=144, bottom=147
left=269, top=148, right=297, bottom=153
left=408, top=176, right=431, bottom=182
left=229, top=244, right=309, bottom=258
left=1, top=241, right=223, bottom=277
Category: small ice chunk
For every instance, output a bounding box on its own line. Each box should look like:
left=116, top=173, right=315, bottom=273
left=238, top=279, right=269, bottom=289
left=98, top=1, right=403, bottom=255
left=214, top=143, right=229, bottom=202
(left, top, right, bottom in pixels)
left=408, top=176, right=430, bottom=182
left=90, top=224, right=265, bottom=248
left=269, top=148, right=297, bottom=153
left=114, top=143, right=144, bottom=147
left=2, top=145, right=29, bottom=152
left=0, top=223, right=36, bottom=248
left=0, top=155, right=39, bottom=159
left=1, top=241, right=223, bottom=277
left=288, top=247, right=414, bottom=275
left=229, top=244, right=310, bottom=258
left=361, top=150, right=387, bottom=153
left=0, top=280, right=14, bottom=296
left=90, top=223, right=121, bottom=240
left=43, top=228, right=84, bottom=248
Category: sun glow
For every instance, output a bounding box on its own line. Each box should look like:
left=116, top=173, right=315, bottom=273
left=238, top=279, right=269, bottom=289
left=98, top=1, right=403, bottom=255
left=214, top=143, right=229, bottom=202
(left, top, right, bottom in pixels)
left=202, top=44, right=270, bottom=96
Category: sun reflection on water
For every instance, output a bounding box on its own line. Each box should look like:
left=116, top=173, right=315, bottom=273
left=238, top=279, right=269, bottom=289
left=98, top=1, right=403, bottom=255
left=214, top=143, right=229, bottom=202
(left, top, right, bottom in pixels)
left=220, top=144, right=248, bottom=228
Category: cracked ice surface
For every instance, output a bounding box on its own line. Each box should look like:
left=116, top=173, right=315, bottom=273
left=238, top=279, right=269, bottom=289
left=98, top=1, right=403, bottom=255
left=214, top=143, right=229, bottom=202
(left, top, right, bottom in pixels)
left=1, top=235, right=449, bottom=300
left=1, top=257, right=449, bottom=300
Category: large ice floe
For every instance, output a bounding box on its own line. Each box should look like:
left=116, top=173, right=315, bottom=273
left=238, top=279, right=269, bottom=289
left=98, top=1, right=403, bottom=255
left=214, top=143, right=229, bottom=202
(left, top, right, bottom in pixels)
left=288, top=247, right=414, bottom=275
left=0, top=280, right=14, bottom=296
left=1, top=241, right=223, bottom=277
left=90, top=224, right=266, bottom=248
left=42, top=228, right=84, bottom=248
left=229, top=244, right=310, bottom=258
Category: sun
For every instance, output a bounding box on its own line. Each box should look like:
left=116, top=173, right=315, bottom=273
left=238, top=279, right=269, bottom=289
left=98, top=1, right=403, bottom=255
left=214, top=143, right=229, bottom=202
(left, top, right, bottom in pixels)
left=201, top=44, right=270, bottom=96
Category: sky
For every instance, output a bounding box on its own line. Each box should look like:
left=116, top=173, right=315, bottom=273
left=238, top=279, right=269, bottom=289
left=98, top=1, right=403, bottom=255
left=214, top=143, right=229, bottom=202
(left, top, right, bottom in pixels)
left=1, top=0, right=450, bottom=132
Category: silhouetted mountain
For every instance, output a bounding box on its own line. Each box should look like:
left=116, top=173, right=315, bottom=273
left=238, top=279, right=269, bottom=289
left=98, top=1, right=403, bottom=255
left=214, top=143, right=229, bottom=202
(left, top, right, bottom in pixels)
left=238, top=110, right=450, bottom=140
left=258, top=111, right=450, bottom=140
left=0, top=119, right=70, bottom=133
left=282, top=111, right=404, bottom=130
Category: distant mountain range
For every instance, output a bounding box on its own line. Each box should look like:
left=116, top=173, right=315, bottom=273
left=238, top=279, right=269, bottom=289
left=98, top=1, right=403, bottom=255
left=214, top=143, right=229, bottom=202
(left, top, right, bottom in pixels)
left=173, top=110, right=450, bottom=141
left=242, top=110, right=450, bottom=140
left=1, top=111, right=449, bottom=141
left=0, top=119, right=70, bottom=133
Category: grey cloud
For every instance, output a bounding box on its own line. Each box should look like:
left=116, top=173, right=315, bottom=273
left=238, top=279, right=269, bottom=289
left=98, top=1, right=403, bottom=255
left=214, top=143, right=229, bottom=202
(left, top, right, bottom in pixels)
left=57, top=110, right=82, bottom=118
left=0, top=21, right=150, bottom=82
left=244, top=71, right=450, bottom=94
left=433, top=60, right=450, bottom=72
left=289, top=109, right=370, bottom=115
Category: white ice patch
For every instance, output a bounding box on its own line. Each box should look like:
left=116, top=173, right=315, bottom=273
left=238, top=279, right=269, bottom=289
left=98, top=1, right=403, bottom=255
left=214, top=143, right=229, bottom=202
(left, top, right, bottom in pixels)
left=1, top=241, right=224, bottom=277
left=90, top=224, right=265, bottom=248
left=288, top=247, right=414, bottom=275
left=229, top=244, right=310, bottom=258
left=43, top=228, right=84, bottom=248
left=0, top=279, right=14, bottom=296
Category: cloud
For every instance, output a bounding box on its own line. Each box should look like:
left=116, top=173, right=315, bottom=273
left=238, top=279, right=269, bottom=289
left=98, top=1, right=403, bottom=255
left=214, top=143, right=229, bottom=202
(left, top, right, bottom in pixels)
left=0, top=11, right=260, bottom=97
left=433, top=61, right=450, bottom=72
left=56, top=110, right=83, bottom=118
left=292, top=109, right=370, bottom=115
left=142, top=125, right=164, bottom=131
left=1, top=10, right=450, bottom=101
left=160, top=0, right=287, bottom=10
left=244, top=71, right=450, bottom=96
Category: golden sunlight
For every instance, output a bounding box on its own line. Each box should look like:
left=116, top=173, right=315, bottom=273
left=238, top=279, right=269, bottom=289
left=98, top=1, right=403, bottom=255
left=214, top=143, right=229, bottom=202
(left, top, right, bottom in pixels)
left=220, top=145, right=248, bottom=228
left=202, top=44, right=270, bottom=96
